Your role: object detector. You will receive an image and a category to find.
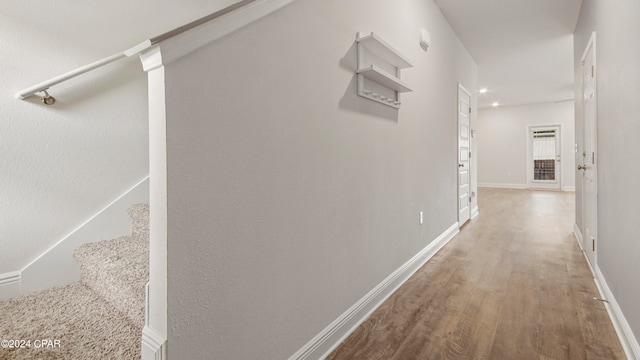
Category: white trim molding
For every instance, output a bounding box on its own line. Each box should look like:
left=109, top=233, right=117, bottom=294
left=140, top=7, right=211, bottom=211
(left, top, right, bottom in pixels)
left=573, top=223, right=597, bottom=278
left=145, top=62, right=170, bottom=342
left=1, top=178, right=149, bottom=300
left=0, top=272, right=21, bottom=300
left=470, top=206, right=479, bottom=220
left=289, top=223, right=460, bottom=359
left=478, top=183, right=527, bottom=189
left=142, top=326, right=167, bottom=360
left=159, top=0, right=297, bottom=65
left=562, top=186, right=576, bottom=192
left=573, top=223, right=584, bottom=251
left=131, top=0, right=298, bottom=68
left=20, top=177, right=149, bottom=296
left=594, top=266, right=640, bottom=360
left=139, top=46, right=164, bottom=72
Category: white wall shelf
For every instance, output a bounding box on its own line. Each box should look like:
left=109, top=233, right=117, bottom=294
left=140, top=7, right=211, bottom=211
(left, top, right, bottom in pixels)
left=356, top=33, right=412, bottom=69
left=356, top=65, right=412, bottom=93
left=356, top=32, right=413, bottom=109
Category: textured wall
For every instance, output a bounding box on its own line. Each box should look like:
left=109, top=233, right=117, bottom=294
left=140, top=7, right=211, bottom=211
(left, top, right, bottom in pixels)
left=574, top=0, right=640, bottom=347
left=0, top=1, right=240, bottom=274
left=477, top=101, right=575, bottom=190
left=161, top=0, right=477, bottom=358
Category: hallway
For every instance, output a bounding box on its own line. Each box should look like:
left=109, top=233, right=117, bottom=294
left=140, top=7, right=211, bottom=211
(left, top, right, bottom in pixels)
left=328, top=188, right=624, bottom=359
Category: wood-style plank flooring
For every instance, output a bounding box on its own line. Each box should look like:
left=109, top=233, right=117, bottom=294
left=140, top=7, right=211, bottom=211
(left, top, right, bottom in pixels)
left=327, top=188, right=625, bottom=360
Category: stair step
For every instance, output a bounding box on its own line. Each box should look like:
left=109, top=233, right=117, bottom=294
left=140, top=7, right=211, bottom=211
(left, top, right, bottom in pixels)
left=0, top=282, right=141, bottom=359
left=128, top=203, right=149, bottom=240
left=73, top=235, right=148, bottom=328
left=0, top=202, right=150, bottom=358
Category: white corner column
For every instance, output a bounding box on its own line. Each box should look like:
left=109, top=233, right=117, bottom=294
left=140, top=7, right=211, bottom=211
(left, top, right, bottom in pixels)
left=140, top=45, right=168, bottom=360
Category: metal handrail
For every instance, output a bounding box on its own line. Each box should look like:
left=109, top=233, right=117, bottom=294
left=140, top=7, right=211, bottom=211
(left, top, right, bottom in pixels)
left=149, top=0, right=256, bottom=45
left=15, top=0, right=258, bottom=102
left=14, top=52, right=127, bottom=100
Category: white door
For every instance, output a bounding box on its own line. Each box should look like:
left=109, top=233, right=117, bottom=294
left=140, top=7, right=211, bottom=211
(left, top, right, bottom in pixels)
left=527, top=126, right=561, bottom=190
left=458, top=85, right=471, bottom=225
left=581, top=32, right=598, bottom=266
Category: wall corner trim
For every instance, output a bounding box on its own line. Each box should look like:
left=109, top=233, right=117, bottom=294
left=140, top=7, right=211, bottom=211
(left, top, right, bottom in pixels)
left=139, top=46, right=164, bottom=72
left=19, top=176, right=150, bottom=296
left=142, top=325, right=167, bottom=360
left=594, top=266, right=640, bottom=360
left=288, top=222, right=460, bottom=360
left=0, top=271, right=20, bottom=286
left=573, top=223, right=584, bottom=251
left=573, top=224, right=597, bottom=277
left=471, top=206, right=479, bottom=220
left=155, top=0, right=297, bottom=66
left=0, top=271, right=21, bottom=300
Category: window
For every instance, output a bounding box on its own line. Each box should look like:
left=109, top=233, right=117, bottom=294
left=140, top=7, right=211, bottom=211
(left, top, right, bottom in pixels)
left=532, top=130, right=557, bottom=181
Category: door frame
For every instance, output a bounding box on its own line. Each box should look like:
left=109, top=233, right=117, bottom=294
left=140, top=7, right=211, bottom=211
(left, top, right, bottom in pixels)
left=457, top=84, right=472, bottom=226
left=526, top=124, right=562, bottom=190
left=580, top=31, right=598, bottom=266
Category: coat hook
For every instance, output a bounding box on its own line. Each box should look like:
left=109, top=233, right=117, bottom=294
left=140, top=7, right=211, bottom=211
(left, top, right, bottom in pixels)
left=40, top=90, right=56, bottom=105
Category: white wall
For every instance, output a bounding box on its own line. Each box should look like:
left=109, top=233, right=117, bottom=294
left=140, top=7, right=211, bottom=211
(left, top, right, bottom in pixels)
left=477, top=101, right=575, bottom=190
left=0, top=1, right=241, bottom=277
left=155, top=0, right=477, bottom=358
left=574, top=0, right=640, bottom=352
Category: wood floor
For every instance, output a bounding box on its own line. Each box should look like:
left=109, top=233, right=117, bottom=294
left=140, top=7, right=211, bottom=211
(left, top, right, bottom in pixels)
left=327, top=188, right=625, bottom=360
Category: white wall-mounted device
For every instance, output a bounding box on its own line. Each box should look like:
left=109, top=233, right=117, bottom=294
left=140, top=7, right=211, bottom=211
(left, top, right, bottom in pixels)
left=420, top=29, right=431, bottom=51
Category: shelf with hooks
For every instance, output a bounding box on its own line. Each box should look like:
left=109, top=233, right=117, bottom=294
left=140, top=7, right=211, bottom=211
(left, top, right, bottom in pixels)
left=356, top=32, right=412, bottom=109
left=356, top=65, right=412, bottom=93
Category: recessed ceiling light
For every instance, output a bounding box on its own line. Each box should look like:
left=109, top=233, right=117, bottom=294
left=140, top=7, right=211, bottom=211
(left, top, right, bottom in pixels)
left=479, top=88, right=488, bottom=94
left=492, top=102, right=499, bottom=107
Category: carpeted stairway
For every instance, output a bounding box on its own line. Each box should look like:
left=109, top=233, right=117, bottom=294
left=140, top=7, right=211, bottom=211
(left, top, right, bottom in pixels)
left=0, top=203, right=149, bottom=360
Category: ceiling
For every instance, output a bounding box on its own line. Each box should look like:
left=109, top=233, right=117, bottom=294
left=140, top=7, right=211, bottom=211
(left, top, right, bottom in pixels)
left=434, top=0, right=583, bottom=108
left=5, top=0, right=582, bottom=109
left=2, top=0, right=241, bottom=56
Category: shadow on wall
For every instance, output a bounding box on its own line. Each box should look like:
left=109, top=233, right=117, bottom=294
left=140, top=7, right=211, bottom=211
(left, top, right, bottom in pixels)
left=338, top=41, right=399, bottom=123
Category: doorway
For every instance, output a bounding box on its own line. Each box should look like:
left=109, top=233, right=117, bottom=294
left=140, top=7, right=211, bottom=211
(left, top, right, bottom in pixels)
left=457, top=84, right=471, bottom=225
left=527, top=125, right=561, bottom=190
left=580, top=32, right=598, bottom=267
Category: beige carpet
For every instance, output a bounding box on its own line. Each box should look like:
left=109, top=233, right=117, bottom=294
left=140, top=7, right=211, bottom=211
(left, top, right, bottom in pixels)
left=0, top=282, right=141, bottom=359
left=0, top=203, right=148, bottom=359
left=74, top=234, right=148, bottom=327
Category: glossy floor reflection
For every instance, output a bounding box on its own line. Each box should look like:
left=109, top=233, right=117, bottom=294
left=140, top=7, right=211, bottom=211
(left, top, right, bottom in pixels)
left=328, top=188, right=624, bottom=360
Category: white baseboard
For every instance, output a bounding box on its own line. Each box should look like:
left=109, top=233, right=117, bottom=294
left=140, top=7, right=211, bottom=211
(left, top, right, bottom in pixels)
left=0, top=272, right=21, bottom=300
left=470, top=206, right=479, bottom=220
left=562, top=185, right=576, bottom=192
left=142, top=325, right=167, bottom=360
left=18, top=177, right=149, bottom=296
left=574, top=224, right=597, bottom=277
left=288, top=223, right=460, bottom=360
left=573, top=223, right=584, bottom=251
left=478, top=182, right=527, bottom=189
left=594, top=266, right=640, bottom=360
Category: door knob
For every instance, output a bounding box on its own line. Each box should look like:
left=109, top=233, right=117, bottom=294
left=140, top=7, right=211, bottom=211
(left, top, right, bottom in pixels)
left=459, top=163, right=464, bottom=168
left=577, top=165, right=589, bottom=170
